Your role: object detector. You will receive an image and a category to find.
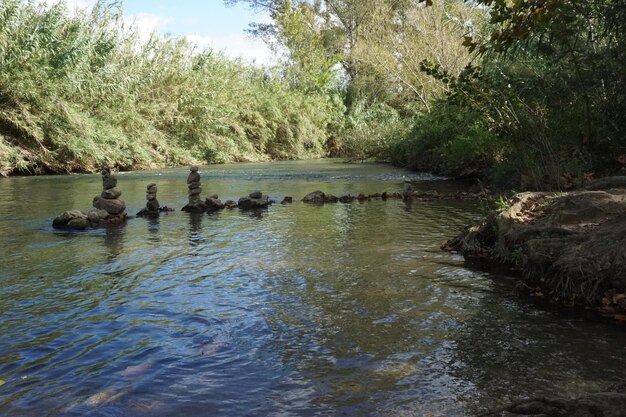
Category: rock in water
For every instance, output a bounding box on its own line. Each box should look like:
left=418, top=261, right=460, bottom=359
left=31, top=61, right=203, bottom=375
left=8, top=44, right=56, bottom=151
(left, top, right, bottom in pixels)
left=93, top=196, right=126, bottom=215
left=121, top=361, right=153, bottom=378
left=200, top=341, right=229, bottom=355
left=238, top=192, right=271, bottom=210
left=53, top=210, right=87, bottom=227
left=206, top=197, right=224, bottom=212
left=52, top=164, right=126, bottom=229
left=84, top=389, right=127, bottom=407
left=302, top=190, right=326, bottom=203
left=101, top=187, right=122, bottom=199
left=137, top=183, right=161, bottom=216
left=93, top=165, right=126, bottom=217
left=403, top=179, right=414, bottom=196
left=182, top=166, right=207, bottom=213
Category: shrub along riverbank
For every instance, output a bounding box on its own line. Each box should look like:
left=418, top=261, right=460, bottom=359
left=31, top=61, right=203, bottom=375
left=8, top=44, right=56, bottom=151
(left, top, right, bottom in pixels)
left=0, top=0, right=343, bottom=176
left=1, top=0, right=624, bottom=192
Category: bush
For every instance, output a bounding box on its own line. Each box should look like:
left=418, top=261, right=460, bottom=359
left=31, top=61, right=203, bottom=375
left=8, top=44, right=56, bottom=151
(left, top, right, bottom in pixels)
left=0, top=0, right=341, bottom=175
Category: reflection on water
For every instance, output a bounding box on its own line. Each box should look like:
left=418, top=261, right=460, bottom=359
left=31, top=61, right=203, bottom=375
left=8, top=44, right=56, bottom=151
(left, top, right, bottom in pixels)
left=0, top=160, right=625, bottom=417
left=103, top=226, right=126, bottom=259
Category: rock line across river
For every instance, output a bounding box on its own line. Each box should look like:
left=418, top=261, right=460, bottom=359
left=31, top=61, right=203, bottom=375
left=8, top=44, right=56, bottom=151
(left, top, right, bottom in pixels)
left=52, top=166, right=489, bottom=230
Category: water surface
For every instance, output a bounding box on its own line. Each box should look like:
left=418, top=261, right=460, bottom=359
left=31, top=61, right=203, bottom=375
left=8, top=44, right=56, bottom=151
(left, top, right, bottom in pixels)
left=0, top=160, right=625, bottom=416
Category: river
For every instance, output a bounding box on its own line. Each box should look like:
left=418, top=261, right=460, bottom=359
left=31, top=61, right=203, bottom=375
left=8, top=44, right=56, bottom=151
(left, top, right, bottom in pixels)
left=0, top=160, right=624, bottom=416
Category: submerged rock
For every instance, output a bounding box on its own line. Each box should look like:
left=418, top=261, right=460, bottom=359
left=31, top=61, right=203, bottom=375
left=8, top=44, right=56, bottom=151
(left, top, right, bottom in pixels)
left=84, top=389, right=127, bottom=407
left=200, top=341, right=229, bottom=356
left=121, top=361, right=153, bottom=378
left=482, top=388, right=626, bottom=417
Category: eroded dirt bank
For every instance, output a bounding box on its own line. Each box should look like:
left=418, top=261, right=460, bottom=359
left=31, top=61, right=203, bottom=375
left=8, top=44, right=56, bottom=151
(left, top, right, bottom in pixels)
left=443, top=177, right=626, bottom=319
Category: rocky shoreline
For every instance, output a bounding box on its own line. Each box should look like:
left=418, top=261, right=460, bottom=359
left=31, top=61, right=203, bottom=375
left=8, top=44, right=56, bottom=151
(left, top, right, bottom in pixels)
left=443, top=177, right=626, bottom=320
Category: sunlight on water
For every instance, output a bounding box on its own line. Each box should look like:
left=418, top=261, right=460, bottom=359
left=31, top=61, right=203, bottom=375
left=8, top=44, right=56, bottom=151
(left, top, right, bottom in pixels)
left=0, top=160, right=625, bottom=416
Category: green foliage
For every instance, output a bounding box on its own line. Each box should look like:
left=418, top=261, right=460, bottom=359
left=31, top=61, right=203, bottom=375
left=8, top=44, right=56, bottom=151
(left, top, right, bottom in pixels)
left=394, top=0, right=626, bottom=189
left=0, top=0, right=340, bottom=175
left=391, top=101, right=500, bottom=176
left=332, top=101, right=410, bottom=161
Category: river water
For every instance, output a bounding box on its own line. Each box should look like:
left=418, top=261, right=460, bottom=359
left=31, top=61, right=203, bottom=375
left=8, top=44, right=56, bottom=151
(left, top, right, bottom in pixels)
left=0, top=160, right=624, bottom=416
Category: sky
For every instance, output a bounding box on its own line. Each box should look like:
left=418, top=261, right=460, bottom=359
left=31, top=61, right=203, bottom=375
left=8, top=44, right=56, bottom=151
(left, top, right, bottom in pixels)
left=54, top=0, right=276, bottom=65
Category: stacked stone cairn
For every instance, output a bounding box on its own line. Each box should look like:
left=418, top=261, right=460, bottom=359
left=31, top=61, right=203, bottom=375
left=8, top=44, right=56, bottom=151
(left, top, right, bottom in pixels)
left=52, top=165, right=126, bottom=230
left=93, top=166, right=126, bottom=218
left=182, top=166, right=207, bottom=213
left=137, top=183, right=160, bottom=216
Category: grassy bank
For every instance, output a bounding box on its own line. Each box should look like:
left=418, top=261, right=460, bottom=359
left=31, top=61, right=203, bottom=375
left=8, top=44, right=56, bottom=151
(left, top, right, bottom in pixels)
left=0, top=0, right=342, bottom=176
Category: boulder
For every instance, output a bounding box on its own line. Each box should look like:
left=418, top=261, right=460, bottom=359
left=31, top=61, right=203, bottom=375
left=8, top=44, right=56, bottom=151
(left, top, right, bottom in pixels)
left=339, top=195, right=354, bottom=203
left=302, top=190, right=326, bottom=203
left=101, top=187, right=122, bottom=199
left=189, top=187, right=202, bottom=196
left=181, top=201, right=206, bottom=213
left=238, top=196, right=270, bottom=210
left=249, top=191, right=263, bottom=199
left=147, top=184, right=157, bottom=193
left=87, top=209, right=109, bottom=223
left=325, top=195, right=339, bottom=203
left=187, top=173, right=200, bottom=184
left=93, top=196, right=126, bottom=215
left=206, top=197, right=224, bottom=212
left=67, top=217, right=90, bottom=230
left=224, top=200, right=238, bottom=209
left=103, top=175, right=117, bottom=190
left=53, top=210, right=87, bottom=228
left=146, top=200, right=160, bottom=211
left=281, top=196, right=293, bottom=204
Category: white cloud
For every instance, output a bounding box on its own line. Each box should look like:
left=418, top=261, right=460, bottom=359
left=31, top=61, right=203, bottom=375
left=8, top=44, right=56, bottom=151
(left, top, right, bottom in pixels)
left=186, top=33, right=276, bottom=67
left=36, top=0, right=93, bottom=14
left=124, top=13, right=171, bottom=44
left=36, top=1, right=277, bottom=67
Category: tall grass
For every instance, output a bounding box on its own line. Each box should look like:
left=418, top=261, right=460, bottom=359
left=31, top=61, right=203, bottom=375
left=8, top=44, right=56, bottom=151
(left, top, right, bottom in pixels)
left=0, top=0, right=340, bottom=175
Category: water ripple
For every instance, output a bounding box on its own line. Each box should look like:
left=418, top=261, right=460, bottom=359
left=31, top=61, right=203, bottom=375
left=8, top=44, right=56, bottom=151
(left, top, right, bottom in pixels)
left=1, top=162, right=625, bottom=416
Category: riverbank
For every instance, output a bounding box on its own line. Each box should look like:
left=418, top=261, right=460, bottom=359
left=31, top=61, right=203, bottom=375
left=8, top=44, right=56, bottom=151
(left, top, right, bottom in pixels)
left=443, top=177, right=626, bottom=320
